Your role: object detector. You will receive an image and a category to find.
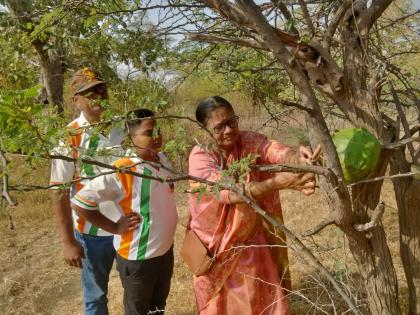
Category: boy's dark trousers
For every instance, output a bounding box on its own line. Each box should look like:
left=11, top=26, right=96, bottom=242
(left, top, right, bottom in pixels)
left=116, top=246, right=174, bottom=315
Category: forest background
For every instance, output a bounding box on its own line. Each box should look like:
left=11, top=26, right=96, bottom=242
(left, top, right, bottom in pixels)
left=0, top=0, right=419, bottom=314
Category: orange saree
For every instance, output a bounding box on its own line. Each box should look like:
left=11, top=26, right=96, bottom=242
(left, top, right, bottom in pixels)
left=188, top=131, right=292, bottom=314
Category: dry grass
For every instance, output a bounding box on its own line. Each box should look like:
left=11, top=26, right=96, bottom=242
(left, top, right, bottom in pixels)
left=0, top=109, right=410, bottom=314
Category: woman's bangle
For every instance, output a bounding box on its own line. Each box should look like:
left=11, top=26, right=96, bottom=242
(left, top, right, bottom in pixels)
left=244, top=182, right=257, bottom=202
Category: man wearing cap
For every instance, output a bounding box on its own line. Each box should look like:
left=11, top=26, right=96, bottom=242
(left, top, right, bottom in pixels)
left=50, top=68, right=123, bottom=315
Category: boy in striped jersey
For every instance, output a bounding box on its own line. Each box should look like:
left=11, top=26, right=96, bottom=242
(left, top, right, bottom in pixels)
left=71, top=109, right=178, bottom=315
left=50, top=68, right=123, bottom=315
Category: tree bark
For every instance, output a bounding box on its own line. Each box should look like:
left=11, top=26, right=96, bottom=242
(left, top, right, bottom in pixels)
left=4, top=0, right=65, bottom=113
left=348, top=152, right=401, bottom=315
left=32, top=40, right=64, bottom=112
left=390, top=150, right=420, bottom=315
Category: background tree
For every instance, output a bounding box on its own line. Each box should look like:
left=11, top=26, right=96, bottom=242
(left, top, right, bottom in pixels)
left=182, top=1, right=419, bottom=313
left=1, top=0, right=419, bottom=313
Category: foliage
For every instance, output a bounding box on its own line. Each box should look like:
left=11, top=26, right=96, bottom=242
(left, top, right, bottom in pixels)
left=0, top=24, right=37, bottom=89
left=0, top=86, right=65, bottom=164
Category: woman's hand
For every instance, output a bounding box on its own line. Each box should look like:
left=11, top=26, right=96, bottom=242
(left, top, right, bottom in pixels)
left=273, top=171, right=316, bottom=195
left=115, top=212, right=142, bottom=235
left=297, top=144, right=322, bottom=165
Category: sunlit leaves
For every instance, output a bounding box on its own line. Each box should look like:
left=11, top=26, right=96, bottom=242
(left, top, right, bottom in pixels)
left=0, top=86, right=66, bottom=165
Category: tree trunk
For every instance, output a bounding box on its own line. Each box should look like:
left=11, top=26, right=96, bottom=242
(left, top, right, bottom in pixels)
left=305, top=111, right=401, bottom=314
left=333, top=150, right=400, bottom=314
left=32, top=41, right=64, bottom=113
left=5, top=0, right=65, bottom=113
left=390, top=150, right=420, bottom=315
left=347, top=222, right=401, bottom=315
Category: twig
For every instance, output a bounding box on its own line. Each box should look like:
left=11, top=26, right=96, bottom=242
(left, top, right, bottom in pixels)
left=277, top=99, right=314, bottom=112
left=353, top=201, right=385, bottom=232
left=297, top=0, right=315, bottom=38
left=347, top=172, right=416, bottom=188
left=0, top=149, right=16, bottom=206
left=303, top=217, right=336, bottom=237
left=388, top=83, right=416, bottom=159
left=187, top=33, right=266, bottom=50
left=255, top=163, right=332, bottom=177
left=382, top=136, right=420, bottom=150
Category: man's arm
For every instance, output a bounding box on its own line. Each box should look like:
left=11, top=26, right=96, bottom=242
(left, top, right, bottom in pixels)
left=72, top=203, right=141, bottom=235
left=52, top=189, right=84, bottom=268
left=70, top=172, right=142, bottom=235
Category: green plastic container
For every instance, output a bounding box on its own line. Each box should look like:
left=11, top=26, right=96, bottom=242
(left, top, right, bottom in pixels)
left=332, top=128, right=381, bottom=183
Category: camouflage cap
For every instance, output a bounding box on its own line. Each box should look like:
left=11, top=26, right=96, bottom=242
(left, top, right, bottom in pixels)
left=70, top=67, right=106, bottom=96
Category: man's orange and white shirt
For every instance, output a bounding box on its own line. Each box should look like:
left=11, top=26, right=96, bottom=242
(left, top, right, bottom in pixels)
left=50, top=113, right=123, bottom=236
left=71, top=153, right=178, bottom=261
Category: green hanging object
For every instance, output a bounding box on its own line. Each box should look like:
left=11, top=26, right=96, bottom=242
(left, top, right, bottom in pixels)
left=332, top=128, right=381, bottom=183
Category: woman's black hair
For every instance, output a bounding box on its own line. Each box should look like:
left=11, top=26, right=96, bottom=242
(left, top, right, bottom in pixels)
left=125, top=108, right=155, bottom=133
left=195, top=96, right=234, bottom=125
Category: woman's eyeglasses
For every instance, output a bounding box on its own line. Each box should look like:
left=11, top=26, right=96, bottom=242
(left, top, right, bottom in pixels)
left=212, top=115, right=239, bottom=134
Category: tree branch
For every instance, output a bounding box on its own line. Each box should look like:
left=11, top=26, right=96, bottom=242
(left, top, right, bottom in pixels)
left=382, top=136, right=420, bottom=150
left=255, top=163, right=332, bottom=177
left=271, top=0, right=300, bottom=37
left=303, top=217, right=335, bottom=236
left=410, top=125, right=420, bottom=136
left=389, top=83, right=416, bottom=160
left=0, top=150, right=17, bottom=207
left=186, top=33, right=265, bottom=50
left=359, top=0, right=394, bottom=32
left=323, top=0, right=352, bottom=49
left=297, top=0, right=315, bottom=38
left=353, top=201, right=385, bottom=232
left=348, top=172, right=417, bottom=188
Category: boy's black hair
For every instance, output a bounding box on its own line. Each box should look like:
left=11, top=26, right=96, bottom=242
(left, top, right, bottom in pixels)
left=125, top=108, right=155, bottom=134
left=195, top=96, right=234, bottom=125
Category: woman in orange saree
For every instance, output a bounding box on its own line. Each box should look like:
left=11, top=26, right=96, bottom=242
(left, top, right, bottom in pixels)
left=188, top=96, right=317, bottom=314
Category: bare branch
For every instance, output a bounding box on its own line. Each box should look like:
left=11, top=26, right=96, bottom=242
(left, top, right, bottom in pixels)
left=389, top=83, right=416, bottom=159
left=255, top=163, right=332, bottom=177
left=297, top=0, right=315, bottom=38
left=323, top=0, right=352, bottom=49
left=375, top=9, right=420, bottom=31
left=277, top=99, right=314, bottom=112
left=382, top=136, right=420, bottom=150
left=353, top=201, right=385, bottom=232
left=186, top=33, right=265, bottom=50
left=410, top=124, right=420, bottom=136
left=271, top=0, right=300, bottom=37
left=348, top=172, right=417, bottom=188
left=303, top=217, right=336, bottom=236
left=1, top=149, right=16, bottom=207
left=359, top=0, right=394, bottom=32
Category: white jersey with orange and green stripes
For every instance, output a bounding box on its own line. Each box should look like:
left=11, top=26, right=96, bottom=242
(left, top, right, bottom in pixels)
left=50, top=113, right=123, bottom=236
left=71, top=154, right=178, bottom=260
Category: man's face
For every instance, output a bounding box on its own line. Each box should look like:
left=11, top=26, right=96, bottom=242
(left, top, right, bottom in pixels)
left=74, top=84, right=108, bottom=122
left=130, top=118, right=162, bottom=161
